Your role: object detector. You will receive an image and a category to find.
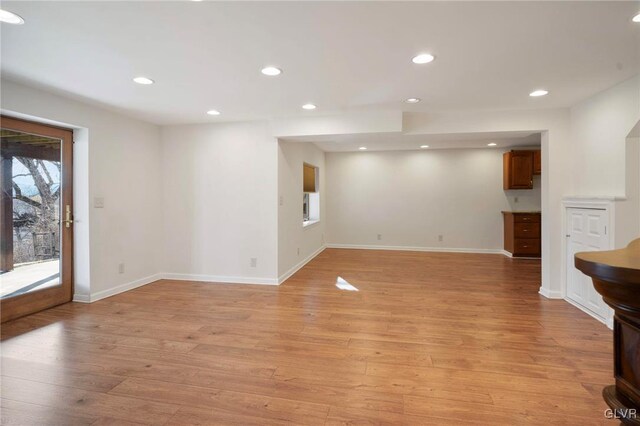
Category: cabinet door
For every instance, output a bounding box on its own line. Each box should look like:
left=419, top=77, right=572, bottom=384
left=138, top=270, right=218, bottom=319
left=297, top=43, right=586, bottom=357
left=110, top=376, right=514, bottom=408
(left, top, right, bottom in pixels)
left=509, top=151, right=534, bottom=189
left=566, top=208, right=610, bottom=321
left=533, top=150, right=541, bottom=175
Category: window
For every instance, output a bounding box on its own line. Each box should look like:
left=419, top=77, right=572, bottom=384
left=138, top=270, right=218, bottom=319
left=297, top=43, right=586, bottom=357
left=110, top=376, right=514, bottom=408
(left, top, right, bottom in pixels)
left=303, top=163, right=319, bottom=226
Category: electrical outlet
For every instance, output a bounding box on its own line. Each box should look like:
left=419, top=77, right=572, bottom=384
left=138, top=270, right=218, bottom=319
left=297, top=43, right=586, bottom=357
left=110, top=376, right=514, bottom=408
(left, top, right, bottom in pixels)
left=118, top=263, right=125, bottom=274
left=279, top=196, right=283, bottom=206
left=94, top=197, right=105, bottom=208
left=297, top=248, right=300, bottom=256
left=438, top=235, right=444, bottom=242
left=250, top=258, right=257, bottom=268
left=514, top=196, right=519, bottom=203
left=377, top=234, right=382, bottom=240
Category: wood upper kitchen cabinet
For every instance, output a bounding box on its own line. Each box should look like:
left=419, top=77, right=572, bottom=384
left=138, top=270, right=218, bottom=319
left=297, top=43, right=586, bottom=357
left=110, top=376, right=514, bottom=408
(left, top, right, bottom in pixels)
left=502, top=212, right=541, bottom=258
left=533, top=150, right=541, bottom=175
left=503, top=150, right=534, bottom=189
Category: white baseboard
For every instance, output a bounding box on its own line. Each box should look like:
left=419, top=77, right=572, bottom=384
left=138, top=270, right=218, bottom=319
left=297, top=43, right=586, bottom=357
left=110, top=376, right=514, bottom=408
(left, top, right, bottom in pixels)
left=161, top=273, right=278, bottom=286
left=73, top=271, right=281, bottom=304
left=325, top=243, right=504, bottom=255
left=501, top=250, right=513, bottom=258
left=73, top=273, right=163, bottom=303
left=564, top=296, right=611, bottom=328
left=278, top=245, right=326, bottom=284
left=72, top=294, right=91, bottom=303
left=538, top=286, right=563, bottom=299
left=606, top=315, right=614, bottom=330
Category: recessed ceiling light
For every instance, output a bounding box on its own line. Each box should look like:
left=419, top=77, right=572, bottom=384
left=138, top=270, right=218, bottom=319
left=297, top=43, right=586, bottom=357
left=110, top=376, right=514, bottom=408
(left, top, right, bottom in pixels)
left=488, top=143, right=497, bottom=147
left=0, top=9, right=25, bottom=25
left=206, top=110, right=220, bottom=116
left=412, top=53, right=435, bottom=64
left=420, top=145, right=429, bottom=149
left=405, top=98, right=421, bottom=104
left=529, top=89, right=548, bottom=97
left=633, top=13, right=640, bottom=22
left=302, top=103, right=316, bottom=110
left=358, top=147, right=367, bottom=150
left=261, top=66, right=282, bottom=76
left=133, top=77, right=154, bottom=85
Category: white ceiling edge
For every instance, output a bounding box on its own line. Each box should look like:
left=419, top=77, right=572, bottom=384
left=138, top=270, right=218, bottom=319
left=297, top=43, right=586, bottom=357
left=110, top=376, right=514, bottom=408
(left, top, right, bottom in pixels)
left=277, top=110, right=542, bottom=152
left=307, top=133, right=541, bottom=152
left=271, top=110, right=403, bottom=139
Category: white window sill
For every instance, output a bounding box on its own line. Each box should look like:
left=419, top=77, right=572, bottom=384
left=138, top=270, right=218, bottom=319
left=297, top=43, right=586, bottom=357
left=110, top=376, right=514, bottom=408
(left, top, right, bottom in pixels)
left=303, top=219, right=320, bottom=228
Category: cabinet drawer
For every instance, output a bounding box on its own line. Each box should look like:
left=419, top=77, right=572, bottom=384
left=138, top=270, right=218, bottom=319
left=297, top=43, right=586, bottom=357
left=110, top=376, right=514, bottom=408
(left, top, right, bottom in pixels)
left=514, top=222, right=540, bottom=238
left=514, top=238, right=540, bottom=255
left=514, top=214, right=540, bottom=223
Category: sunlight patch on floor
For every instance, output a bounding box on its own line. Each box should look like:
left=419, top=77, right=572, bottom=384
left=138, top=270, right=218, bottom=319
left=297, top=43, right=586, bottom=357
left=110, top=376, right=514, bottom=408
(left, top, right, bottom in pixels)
left=336, top=276, right=358, bottom=291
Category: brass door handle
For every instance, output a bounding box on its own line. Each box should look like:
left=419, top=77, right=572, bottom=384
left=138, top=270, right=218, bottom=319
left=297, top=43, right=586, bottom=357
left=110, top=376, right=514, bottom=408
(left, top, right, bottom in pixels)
left=63, top=205, right=74, bottom=228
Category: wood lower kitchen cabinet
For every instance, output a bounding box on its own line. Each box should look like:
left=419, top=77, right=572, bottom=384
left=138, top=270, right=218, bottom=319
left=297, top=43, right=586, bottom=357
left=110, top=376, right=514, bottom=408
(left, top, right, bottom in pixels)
left=502, top=212, right=541, bottom=257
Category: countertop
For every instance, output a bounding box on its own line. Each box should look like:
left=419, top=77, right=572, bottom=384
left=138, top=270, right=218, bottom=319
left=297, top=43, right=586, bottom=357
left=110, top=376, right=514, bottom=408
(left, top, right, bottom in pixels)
left=501, top=211, right=541, bottom=214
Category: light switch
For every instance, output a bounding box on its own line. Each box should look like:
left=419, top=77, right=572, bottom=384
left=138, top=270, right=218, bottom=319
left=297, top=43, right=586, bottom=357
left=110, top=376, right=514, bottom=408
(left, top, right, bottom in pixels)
left=94, top=197, right=105, bottom=208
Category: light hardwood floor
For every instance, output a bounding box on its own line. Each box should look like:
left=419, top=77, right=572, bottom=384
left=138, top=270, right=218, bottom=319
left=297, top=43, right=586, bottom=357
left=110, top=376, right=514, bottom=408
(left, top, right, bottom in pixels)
left=1, top=249, right=614, bottom=425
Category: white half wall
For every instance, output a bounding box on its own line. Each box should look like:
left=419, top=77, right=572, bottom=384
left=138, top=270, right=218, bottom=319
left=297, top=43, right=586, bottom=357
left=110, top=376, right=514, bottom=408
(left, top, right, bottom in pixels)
left=1, top=79, right=163, bottom=300
left=278, top=140, right=326, bottom=281
left=325, top=148, right=541, bottom=250
left=160, top=121, right=278, bottom=283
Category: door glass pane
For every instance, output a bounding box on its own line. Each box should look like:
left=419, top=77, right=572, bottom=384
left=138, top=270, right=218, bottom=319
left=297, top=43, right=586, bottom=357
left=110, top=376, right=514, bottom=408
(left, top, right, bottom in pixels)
left=1, top=129, right=62, bottom=299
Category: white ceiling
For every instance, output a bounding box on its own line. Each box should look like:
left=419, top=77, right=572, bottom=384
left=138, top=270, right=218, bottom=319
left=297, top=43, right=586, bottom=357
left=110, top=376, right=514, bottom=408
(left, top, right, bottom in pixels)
left=283, top=131, right=541, bottom=152
left=1, top=1, right=639, bottom=125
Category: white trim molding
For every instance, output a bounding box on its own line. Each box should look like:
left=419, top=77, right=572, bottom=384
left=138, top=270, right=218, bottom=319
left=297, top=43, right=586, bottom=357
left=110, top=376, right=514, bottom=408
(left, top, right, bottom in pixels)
left=161, top=273, right=279, bottom=286
left=326, top=243, right=504, bottom=255
left=73, top=273, right=163, bottom=303
left=73, top=271, right=281, bottom=304
left=565, top=297, right=614, bottom=329
left=278, top=245, right=326, bottom=284
left=538, top=286, right=563, bottom=299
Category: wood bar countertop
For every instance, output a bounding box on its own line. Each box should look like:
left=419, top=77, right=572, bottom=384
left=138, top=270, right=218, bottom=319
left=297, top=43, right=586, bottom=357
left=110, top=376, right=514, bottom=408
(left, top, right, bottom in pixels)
left=575, top=238, right=640, bottom=425
left=576, top=239, right=640, bottom=288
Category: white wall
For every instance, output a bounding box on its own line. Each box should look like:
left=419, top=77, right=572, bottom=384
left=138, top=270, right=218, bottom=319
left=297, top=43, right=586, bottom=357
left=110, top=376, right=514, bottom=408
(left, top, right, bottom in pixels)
left=277, top=141, right=326, bottom=279
left=325, top=148, right=540, bottom=251
left=1, top=79, right=163, bottom=300
left=160, top=121, right=279, bottom=283
left=570, top=76, right=640, bottom=198
left=616, top=136, right=640, bottom=247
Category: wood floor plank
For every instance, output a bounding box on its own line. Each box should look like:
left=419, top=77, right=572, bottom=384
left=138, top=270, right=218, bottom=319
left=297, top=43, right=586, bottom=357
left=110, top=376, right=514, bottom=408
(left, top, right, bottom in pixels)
left=0, top=249, right=615, bottom=424
left=1, top=376, right=179, bottom=424
left=403, top=394, right=605, bottom=425
left=0, top=399, right=97, bottom=426
left=1, top=358, right=124, bottom=392
left=108, top=377, right=330, bottom=425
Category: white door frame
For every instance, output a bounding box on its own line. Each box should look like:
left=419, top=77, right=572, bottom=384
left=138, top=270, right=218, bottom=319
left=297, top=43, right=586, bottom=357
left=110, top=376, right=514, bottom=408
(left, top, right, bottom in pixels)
left=561, top=197, right=619, bottom=328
